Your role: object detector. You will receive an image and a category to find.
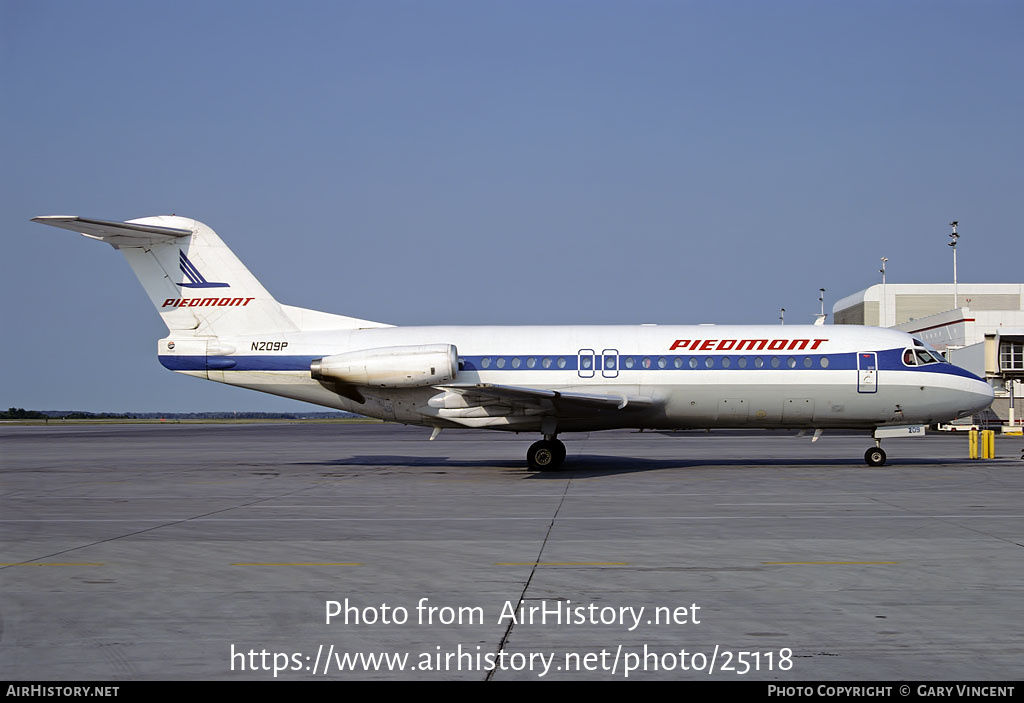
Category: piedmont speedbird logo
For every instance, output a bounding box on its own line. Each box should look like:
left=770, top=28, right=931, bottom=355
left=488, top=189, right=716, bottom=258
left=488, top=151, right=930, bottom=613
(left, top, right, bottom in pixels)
left=178, top=250, right=229, bottom=288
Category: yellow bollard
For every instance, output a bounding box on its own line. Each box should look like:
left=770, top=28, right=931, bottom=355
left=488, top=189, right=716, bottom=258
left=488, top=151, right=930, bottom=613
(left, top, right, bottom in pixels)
left=983, top=430, right=995, bottom=459
left=969, top=430, right=979, bottom=459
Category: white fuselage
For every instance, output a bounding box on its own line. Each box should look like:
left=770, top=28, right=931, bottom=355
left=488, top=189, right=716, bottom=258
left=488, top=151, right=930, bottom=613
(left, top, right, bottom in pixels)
left=158, top=323, right=994, bottom=433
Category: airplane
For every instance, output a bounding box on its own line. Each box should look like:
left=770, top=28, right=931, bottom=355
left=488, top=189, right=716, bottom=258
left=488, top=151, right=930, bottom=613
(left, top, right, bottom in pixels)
left=33, top=214, right=995, bottom=469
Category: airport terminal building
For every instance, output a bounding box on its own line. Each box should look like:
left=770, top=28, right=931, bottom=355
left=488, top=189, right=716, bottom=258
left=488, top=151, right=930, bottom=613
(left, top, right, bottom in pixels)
left=833, top=283, right=1024, bottom=427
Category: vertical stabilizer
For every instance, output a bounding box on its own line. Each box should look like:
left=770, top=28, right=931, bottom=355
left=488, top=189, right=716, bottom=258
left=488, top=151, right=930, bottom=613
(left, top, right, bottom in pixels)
left=33, top=215, right=299, bottom=336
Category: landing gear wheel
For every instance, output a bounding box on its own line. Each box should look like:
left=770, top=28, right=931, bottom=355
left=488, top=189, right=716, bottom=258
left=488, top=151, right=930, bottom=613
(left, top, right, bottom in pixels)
left=864, top=447, right=887, bottom=467
left=552, top=439, right=566, bottom=466
left=528, top=439, right=565, bottom=471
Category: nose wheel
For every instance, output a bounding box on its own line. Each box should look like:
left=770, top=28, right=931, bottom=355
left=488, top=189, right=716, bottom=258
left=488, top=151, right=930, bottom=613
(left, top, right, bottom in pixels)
left=527, top=438, right=567, bottom=471
left=864, top=446, right=887, bottom=467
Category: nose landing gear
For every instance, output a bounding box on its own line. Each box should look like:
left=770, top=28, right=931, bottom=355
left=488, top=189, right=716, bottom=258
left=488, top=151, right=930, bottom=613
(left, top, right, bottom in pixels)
left=865, top=440, right=887, bottom=467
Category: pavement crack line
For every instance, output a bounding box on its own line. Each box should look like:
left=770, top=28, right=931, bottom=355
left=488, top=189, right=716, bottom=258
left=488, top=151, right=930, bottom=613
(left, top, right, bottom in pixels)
left=485, top=478, right=572, bottom=681
left=868, top=494, right=1024, bottom=548
left=0, top=482, right=342, bottom=571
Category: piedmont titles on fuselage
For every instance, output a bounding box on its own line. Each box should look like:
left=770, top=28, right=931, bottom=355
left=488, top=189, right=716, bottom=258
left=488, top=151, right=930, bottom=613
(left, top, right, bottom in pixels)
left=669, top=338, right=829, bottom=351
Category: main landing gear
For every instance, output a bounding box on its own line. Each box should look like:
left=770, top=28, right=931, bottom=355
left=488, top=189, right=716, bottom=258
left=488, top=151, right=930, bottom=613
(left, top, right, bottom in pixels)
left=864, top=440, right=887, bottom=467
left=527, top=437, right=566, bottom=471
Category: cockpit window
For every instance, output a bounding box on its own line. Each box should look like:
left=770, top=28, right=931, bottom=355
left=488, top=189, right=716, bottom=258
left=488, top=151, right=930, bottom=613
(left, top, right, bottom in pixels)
left=904, top=347, right=943, bottom=366
left=924, top=342, right=946, bottom=362
left=911, top=338, right=947, bottom=362
left=915, top=349, right=943, bottom=365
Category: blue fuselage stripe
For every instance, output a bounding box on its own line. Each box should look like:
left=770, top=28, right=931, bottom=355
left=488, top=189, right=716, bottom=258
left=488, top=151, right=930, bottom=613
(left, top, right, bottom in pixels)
left=157, top=348, right=984, bottom=381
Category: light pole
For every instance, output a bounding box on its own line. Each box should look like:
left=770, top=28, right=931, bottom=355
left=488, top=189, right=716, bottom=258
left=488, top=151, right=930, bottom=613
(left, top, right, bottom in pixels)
left=819, top=288, right=826, bottom=317
left=779, top=308, right=785, bottom=326
left=880, top=257, right=888, bottom=327
left=948, top=221, right=959, bottom=309
left=1008, top=380, right=1016, bottom=429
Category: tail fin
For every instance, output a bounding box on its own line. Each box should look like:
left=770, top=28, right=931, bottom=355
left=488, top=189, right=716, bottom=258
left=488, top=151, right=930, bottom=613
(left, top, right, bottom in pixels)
left=32, top=215, right=384, bottom=336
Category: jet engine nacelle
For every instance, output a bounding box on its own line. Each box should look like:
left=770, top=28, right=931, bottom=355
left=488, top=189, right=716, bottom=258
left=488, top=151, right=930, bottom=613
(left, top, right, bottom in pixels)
left=310, top=344, right=458, bottom=387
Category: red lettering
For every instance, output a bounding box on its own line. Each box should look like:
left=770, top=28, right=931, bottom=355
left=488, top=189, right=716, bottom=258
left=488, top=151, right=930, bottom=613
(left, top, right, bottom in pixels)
left=168, top=296, right=256, bottom=307
left=670, top=337, right=828, bottom=352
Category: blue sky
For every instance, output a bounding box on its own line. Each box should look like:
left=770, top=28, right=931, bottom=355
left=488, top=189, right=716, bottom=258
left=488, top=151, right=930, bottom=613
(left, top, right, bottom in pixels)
left=2, top=1, right=1021, bottom=411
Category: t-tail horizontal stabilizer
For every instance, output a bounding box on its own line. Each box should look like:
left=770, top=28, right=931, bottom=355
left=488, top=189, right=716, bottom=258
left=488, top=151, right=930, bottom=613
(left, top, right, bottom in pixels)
left=31, top=216, right=192, bottom=247
left=33, top=214, right=389, bottom=336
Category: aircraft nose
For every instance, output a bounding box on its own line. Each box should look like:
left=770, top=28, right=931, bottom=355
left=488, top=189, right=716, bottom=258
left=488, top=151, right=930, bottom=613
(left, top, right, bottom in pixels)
left=960, top=378, right=995, bottom=416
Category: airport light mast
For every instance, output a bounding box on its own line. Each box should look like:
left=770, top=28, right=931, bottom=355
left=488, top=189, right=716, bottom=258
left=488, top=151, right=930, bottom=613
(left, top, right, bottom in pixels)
left=948, top=221, right=959, bottom=308
left=812, top=289, right=828, bottom=326
left=880, top=257, right=888, bottom=327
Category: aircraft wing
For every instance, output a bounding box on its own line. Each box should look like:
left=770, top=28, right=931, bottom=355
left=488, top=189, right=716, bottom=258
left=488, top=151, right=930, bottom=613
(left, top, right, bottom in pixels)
left=440, top=383, right=654, bottom=411
left=32, top=216, right=192, bottom=247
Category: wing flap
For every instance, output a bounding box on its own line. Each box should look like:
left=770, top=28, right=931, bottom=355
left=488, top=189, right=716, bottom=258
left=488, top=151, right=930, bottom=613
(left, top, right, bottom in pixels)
left=440, top=383, right=654, bottom=411
left=32, top=216, right=193, bottom=246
